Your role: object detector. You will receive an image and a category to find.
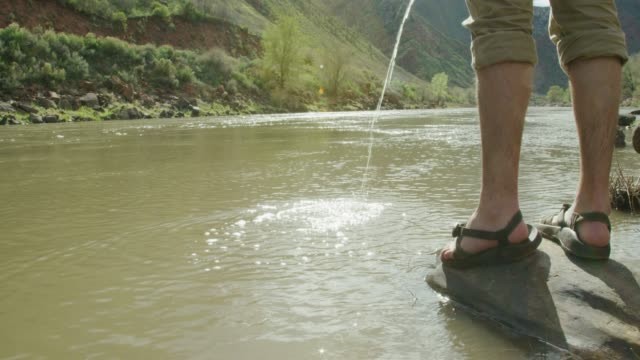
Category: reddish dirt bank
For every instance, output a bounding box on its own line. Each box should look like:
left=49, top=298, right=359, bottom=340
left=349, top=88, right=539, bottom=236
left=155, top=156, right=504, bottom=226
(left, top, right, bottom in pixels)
left=0, top=0, right=261, bottom=57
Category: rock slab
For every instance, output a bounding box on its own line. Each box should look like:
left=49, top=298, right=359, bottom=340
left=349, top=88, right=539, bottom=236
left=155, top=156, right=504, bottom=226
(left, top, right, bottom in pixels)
left=426, top=240, right=640, bottom=359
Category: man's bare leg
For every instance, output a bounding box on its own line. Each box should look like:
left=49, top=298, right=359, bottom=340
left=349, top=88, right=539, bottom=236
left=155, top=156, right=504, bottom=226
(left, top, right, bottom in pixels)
left=442, top=62, right=531, bottom=259
left=566, top=57, right=622, bottom=247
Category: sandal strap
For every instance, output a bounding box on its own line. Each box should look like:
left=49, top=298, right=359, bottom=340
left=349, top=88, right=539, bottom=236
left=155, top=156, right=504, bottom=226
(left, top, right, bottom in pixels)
left=452, top=211, right=524, bottom=247
left=544, top=204, right=571, bottom=227
left=572, top=212, right=612, bottom=232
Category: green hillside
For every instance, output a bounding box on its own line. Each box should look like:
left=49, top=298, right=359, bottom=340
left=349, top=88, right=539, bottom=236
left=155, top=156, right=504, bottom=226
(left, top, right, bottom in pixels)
left=54, top=0, right=474, bottom=86
left=2, top=0, right=638, bottom=119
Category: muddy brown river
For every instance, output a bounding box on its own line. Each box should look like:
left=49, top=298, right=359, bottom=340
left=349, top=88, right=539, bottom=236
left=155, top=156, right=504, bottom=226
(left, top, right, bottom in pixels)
left=1, top=108, right=638, bottom=359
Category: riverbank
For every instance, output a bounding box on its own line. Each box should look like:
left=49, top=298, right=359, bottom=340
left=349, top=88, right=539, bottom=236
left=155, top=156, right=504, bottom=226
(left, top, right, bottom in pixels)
left=0, top=89, right=271, bottom=125
left=1, top=95, right=638, bottom=125
left=0, top=82, right=452, bottom=125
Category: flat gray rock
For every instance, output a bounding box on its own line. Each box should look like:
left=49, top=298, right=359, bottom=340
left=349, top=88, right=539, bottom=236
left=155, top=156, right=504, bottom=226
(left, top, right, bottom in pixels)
left=426, top=240, right=640, bottom=359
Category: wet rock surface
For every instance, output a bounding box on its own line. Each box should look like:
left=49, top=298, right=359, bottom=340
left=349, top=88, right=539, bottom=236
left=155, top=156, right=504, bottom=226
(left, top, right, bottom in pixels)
left=426, top=240, right=640, bottom=359
left=634, top=126, right=640, bottom=154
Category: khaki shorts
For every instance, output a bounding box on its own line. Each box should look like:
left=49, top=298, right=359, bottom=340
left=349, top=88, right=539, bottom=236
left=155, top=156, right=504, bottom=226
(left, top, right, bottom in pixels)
left=464, top=0, right=629, bottom=70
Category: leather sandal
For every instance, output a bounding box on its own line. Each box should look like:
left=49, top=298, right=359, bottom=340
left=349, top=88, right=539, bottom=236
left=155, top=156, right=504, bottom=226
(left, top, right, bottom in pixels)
left=441, top=211, right=543, bottom=269
left=537, top=204, right=611, bottom=260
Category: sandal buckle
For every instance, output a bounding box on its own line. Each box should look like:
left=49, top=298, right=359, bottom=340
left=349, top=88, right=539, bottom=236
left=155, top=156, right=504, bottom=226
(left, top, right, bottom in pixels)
left=452, top=224, right=464, bottom=237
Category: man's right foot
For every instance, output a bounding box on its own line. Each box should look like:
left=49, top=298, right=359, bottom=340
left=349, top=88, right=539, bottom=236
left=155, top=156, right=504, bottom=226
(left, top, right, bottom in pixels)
left=441, top=208, right=530, bottom=261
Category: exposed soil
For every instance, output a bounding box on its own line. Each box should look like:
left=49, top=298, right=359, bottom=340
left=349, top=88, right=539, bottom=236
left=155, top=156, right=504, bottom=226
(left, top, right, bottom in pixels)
left=0, top=0, right=261, bottom=57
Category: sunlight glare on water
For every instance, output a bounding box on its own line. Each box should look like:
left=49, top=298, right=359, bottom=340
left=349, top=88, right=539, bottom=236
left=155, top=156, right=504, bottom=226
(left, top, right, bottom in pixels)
left=271, top=199, right=386, bottom=233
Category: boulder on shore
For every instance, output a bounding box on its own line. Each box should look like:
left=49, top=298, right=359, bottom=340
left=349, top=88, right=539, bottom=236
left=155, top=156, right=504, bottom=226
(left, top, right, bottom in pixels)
left=174, top=97, right=196, bottom=111
left=115, top=107, right=145, bottom=120
left=631, top=109, right=640, bottom=115
left=0, top=101, right=15, bottom=113
left=29, top=113, right=43, bottom=124
left=12, top=101, right=37, bottom=114
left=43, top=115, right=61, bottom=123
left=159, top=109, right=175, bottom=118
left=59, top=96, right=78, bottom=110
left=72, top=116, right=92, bottom=122
left=78, top=93, right=99, bottom=108
left=634, top=126, right=640, bottom=154
left=619, top=114, right=636, bottom=127
left=37, top=97, right=57, bottom=109
left=48, top=91, right=61, bottom=102
left=426, top=240, right=640, bottom=359
left=1, top=114, right=21, bottom=125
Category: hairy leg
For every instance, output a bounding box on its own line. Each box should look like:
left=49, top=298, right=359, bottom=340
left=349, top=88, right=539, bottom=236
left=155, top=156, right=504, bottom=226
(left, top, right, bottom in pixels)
left=442, top=62, right=532, bottom=259
left=567, top=57, right=622, bottom=246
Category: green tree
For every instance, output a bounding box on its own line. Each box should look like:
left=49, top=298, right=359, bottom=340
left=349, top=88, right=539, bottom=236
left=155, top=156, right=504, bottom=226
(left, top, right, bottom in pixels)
left=321, top=46, right=351, bottom=98
left=546, top=85, right=565, bottom=105
left=262, top=15, right=305, bottom=89
left=562, top=84, right=572, bottom=105
left=401, top=82, right=418, bottom=102
left=431, top=72, right=449, bottom=107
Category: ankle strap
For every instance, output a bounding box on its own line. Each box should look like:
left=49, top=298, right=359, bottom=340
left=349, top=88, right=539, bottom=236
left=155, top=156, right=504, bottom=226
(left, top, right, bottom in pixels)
left=573, top=212, right=612, bottom=232
left=452, top=211, right=523, bottom=246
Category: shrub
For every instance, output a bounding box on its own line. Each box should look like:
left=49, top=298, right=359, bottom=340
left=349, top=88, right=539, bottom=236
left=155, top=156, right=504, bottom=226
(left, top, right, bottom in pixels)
left=180, top=1, right=204, bottom=21
left=111, top=11, right=128, bottom=32
left=196, top=48, right=237, bottom=86
left=63, top=52, right=90, bottom=80
left=150, top=58, right=178, bottom=88
left=152, top=2, right=171, bottom=23
left=37, top=62, right=66, bottom=86
left=176, top=65, right=196, bottom=85
left=401, top=82, right=418, bottom=102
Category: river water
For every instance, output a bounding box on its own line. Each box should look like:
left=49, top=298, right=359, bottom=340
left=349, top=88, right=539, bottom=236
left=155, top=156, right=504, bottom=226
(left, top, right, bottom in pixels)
left=0, top=108, right=638, bottom=359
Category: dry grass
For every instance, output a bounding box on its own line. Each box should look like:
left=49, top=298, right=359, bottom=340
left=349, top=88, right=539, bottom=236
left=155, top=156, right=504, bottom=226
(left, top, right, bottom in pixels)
left=610, top=164, right=640, bottom=213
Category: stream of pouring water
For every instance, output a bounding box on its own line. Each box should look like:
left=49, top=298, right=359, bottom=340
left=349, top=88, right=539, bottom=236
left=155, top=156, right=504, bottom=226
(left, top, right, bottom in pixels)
left=360, top=0, right=417, bottom=195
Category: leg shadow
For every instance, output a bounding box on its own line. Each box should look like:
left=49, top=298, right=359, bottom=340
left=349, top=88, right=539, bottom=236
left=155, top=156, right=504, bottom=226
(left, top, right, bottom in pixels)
left=567, top=256, right=640, bottom=356
left=568, top=257, right=640, bottom=314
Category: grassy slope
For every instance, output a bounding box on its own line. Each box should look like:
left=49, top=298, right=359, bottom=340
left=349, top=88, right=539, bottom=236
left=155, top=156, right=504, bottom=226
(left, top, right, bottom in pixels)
left=264, top=0, right=433, bottom=88
left=158, top=0, right=470, bottom=88
left=178, top=0, right=432, bottom=89
left=319, top=0, right=473, bottom=87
